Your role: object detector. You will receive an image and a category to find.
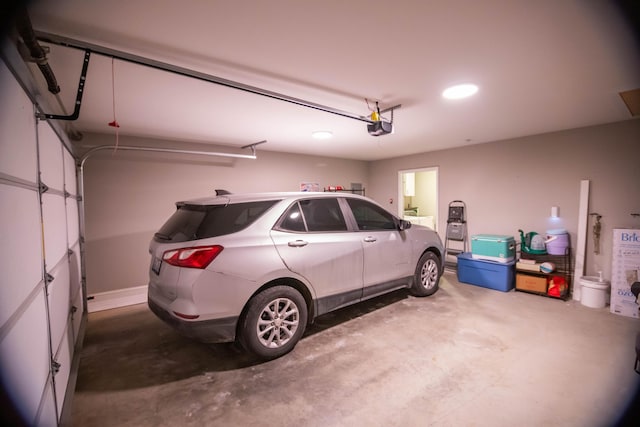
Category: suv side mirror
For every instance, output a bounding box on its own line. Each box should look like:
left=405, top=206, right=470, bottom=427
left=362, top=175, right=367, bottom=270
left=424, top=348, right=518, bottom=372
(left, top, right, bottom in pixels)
left=398, top=219, right=412, bottom=231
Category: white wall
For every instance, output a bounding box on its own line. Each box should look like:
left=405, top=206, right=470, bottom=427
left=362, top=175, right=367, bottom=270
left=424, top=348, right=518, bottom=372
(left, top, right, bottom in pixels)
left=80, top=132, right=370, bottom=296
left=369, top=119, right=640, bottom=283
left=82, top=121, right=640, bottom=299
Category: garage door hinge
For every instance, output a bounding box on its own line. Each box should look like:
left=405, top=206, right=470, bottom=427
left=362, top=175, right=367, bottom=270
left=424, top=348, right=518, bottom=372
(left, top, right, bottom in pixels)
left=39, top=180, right=49, bottom=194
left=51, top=360, right=61, bottom=375
left=64, top=192, right=81, bottom=201
left=45, top=273, right=55, bottom=284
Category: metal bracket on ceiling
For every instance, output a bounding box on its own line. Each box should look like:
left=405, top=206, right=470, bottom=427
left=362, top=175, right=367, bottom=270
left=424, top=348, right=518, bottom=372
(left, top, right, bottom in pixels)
left=384, top=104, right=401, bottom=123
left=379, top=104, right=402, bottom=122
left=36, top=50, right=91, bottom=121
left=241, top=140, right=267, bottom=157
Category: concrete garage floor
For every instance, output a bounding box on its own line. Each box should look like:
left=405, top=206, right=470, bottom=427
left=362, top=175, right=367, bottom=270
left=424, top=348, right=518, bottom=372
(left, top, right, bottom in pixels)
left=68, top=272, right=640, bottom=427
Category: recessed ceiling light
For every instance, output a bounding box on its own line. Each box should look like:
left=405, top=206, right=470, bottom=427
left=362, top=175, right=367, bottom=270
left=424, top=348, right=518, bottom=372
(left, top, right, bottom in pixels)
left=442, top=84, right=479, bottom=99
left=312, top=131, right=333, bottom=140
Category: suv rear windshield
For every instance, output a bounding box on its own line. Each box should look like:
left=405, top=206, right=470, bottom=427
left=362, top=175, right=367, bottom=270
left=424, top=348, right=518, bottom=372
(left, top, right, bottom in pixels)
left=154, top=200, right=278, bottom=243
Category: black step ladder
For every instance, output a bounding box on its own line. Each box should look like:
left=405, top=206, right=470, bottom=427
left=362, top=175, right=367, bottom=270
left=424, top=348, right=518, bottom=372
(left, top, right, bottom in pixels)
left=444, top=200, right=468, bottom=270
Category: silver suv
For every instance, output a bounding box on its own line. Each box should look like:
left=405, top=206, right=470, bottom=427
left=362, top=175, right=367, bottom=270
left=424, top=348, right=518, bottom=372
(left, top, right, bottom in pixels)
left=148, top=191, right=444, bottom=359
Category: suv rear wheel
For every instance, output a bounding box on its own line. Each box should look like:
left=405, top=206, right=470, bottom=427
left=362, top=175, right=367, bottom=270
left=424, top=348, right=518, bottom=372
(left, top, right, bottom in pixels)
left=239, top=286, right=308, bottom=359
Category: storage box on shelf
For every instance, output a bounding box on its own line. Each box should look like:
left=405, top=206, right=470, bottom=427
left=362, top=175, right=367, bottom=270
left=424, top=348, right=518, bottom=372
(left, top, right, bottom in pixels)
left=515, top=248, right=572, bottom=300
left=515, top=274, right=548, bottom=293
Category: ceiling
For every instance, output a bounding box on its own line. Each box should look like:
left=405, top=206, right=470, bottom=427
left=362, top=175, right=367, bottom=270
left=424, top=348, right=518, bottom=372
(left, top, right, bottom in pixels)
left=16, top=0, right=640, bottom=161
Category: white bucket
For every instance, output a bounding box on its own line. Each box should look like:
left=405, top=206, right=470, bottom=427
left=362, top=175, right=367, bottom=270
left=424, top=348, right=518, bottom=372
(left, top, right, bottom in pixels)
left=580, top=276, right=610, bottom=308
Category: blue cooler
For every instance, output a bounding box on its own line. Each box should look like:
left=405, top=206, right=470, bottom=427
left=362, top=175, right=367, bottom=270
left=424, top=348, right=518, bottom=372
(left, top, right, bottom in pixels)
left=457, top=252, right=515, bottom=292
left=471, top=234, right=516, bottom=263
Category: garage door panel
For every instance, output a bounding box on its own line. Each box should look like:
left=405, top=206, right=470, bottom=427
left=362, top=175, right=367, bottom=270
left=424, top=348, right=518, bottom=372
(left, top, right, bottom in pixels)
left=53, top=328, right=72, bottom=419
left=69, top=242, right=84, bottom=343
left=0, top=184, right=43, bottom=327
left=0, top=290, right=51, bottom=426
left=0, top=61, right=37, bottom=183
left=37, top=121, right=64, bottom=192
left=48, top=261, right=71, bottom=354
left=3, top=56, right=79, bottom=427
left=64, top=149, right=77, bottom=196
left=35, top=381, right=57, bottom=427
left=71, top=282, right=83, bottom=343
left=66, top=198, right=80, bottom=248
left=42, top=193, right=67, bottom=270
left=69, top=242, right=82, bottom=298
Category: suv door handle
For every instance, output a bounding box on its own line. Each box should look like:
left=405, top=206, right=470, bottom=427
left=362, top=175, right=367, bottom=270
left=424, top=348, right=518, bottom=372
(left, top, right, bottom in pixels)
left=288, top=240, right=308, bottom=247
left=364, top=236, right=377, bottom=243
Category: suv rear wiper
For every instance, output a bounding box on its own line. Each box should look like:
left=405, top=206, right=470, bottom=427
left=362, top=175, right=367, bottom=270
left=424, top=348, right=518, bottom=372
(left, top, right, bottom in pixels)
left=154, top=232, right=172, bottom=241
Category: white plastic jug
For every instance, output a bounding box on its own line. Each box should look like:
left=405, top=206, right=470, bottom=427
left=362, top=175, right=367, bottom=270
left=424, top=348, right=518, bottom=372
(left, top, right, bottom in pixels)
left=530, top=234, right=546, bottom=251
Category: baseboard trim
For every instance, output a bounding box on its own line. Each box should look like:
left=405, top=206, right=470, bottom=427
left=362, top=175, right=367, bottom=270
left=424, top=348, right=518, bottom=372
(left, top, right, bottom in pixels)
left=87, top=285, right=147, bottom=313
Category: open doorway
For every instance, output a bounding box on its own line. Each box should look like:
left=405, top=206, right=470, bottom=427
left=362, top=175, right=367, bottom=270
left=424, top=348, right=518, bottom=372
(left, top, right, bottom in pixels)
left=398, top=168, right=438, bottom=231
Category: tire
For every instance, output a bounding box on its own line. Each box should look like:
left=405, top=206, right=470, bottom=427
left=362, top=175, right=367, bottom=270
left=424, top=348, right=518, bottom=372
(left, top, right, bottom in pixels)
left=239, top=286, right=308, bottom=359
left=410, top=251, right=441, bottom=297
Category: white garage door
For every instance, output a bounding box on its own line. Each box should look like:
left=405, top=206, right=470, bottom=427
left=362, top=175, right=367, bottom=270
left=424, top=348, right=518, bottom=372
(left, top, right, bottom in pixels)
left=1, top=58, right=84, bottom=426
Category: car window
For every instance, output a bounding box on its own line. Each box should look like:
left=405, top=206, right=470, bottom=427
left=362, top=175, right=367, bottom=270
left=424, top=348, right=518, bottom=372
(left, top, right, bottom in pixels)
left=277, top=198, right=348, bottom=232
left=346, top=198, right=397, bottom=230
left=302, top=198, right=348, bottom=232
left=277, top=202, right=307, bottom=232
left=154, top=200, right=278, bottom=242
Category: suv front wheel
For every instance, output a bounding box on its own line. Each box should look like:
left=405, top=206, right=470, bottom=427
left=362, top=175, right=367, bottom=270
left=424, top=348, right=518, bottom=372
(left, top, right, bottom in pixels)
left=410, top=251, right=440, bottom=297
left=239, top=286, right=308, bottom=359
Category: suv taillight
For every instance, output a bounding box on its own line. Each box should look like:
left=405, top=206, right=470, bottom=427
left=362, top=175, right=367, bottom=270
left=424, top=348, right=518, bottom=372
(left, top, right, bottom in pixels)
left=162, top=245, right=223, bottom=269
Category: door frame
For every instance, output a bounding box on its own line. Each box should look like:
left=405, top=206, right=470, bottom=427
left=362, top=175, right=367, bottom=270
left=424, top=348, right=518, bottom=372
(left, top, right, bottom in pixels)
left=397, top=167, right=439, bottom=231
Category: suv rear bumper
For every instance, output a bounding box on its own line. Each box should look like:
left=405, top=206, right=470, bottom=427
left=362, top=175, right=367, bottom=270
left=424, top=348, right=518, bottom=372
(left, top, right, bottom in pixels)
left=148, top=297, right=238, bottom=343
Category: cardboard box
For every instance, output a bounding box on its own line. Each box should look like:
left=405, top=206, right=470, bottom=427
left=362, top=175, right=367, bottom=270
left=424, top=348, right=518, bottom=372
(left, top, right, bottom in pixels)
left=610, top=285, right=639, bottom=318
left=516, top=261, right=542, bottom=272
left=516, top=274, right=547, bottom=293
left=610, top=229, right=640, bottom=318
left=457, top=252, right=515, bottom=292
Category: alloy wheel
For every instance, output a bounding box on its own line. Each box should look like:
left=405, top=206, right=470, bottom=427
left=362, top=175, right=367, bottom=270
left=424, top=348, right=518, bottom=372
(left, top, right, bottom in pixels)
left=420, top=258, right=439, bottom=289
left=256, top=297, right=300, bottom=348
